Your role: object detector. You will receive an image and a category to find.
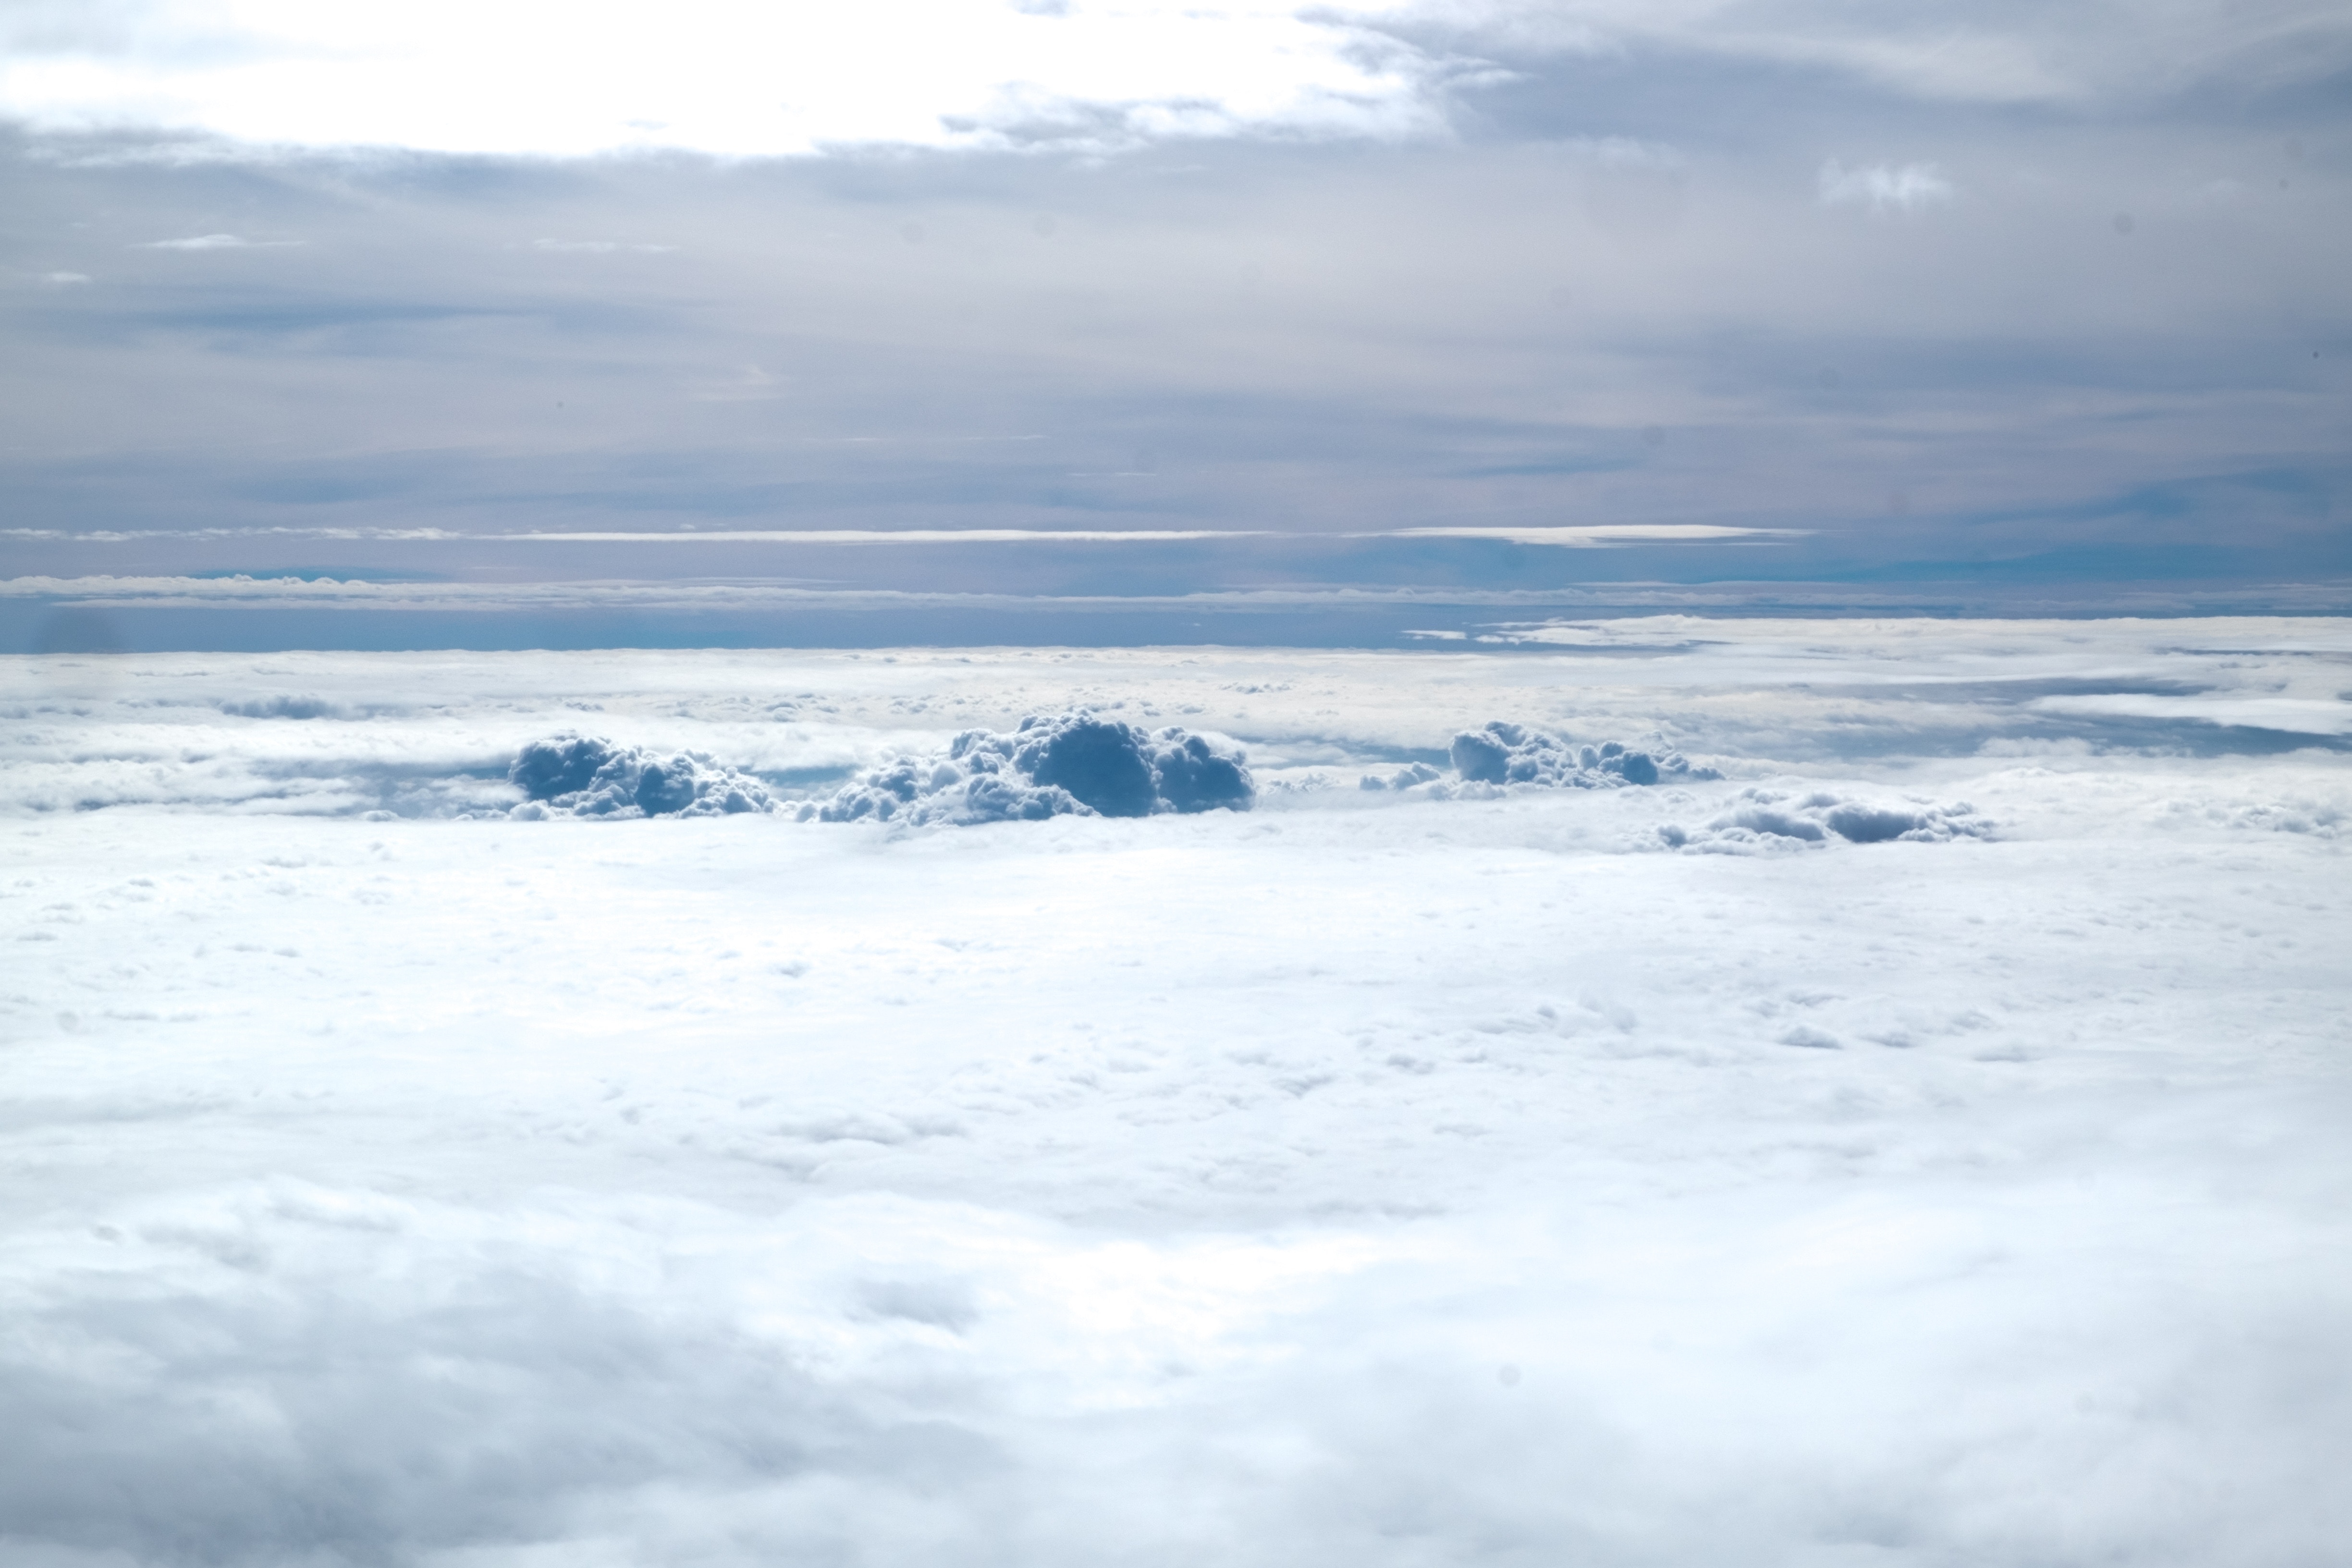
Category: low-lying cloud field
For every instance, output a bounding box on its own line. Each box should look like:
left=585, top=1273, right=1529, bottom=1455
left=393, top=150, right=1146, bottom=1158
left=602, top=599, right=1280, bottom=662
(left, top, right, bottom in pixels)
left=4, top=619, right=2349, bottom=1567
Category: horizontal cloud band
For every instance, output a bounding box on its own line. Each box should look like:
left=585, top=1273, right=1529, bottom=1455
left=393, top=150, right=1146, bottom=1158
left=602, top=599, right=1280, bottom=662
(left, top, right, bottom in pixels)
left=5, top=527, right=1799, bottom=549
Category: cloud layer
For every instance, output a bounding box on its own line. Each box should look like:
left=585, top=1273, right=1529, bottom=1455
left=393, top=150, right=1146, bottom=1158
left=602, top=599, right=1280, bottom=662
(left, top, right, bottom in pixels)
left=4, top=633, right=2348, bottom=1565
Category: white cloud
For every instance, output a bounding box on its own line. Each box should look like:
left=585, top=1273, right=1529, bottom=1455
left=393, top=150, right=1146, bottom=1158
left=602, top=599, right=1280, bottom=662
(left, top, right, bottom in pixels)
left=134, top=232, right=302, bottom=249
left=1817, top=159, right=1954, bottom=212
left=3, top=0, right=2346, bottom=160
left=530, top=238, right=677, bottom=254
left=1385, top=525, right=1801, bottom=546
left=2, top=632, right=2349, bottom=1564
left=41, top=270, right=92, bottom=284
left=0, top=0, right=1469, bottom=158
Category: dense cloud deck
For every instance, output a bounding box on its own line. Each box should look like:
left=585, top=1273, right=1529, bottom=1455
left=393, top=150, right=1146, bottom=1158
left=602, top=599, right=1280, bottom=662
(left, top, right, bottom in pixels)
left=2, top=623, right=2349, bottom=1567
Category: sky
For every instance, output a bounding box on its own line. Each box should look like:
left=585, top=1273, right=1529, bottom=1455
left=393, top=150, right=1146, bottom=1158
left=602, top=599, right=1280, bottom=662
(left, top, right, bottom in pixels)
left=3, top=0, right=2350, bottom=647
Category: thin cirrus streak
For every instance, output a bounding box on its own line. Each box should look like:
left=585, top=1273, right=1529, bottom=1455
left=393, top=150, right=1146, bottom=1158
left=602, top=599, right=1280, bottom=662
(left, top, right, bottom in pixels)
left=0, top=524, right=1798, bottom=549
left=506, top=526, right=1801, bottom=546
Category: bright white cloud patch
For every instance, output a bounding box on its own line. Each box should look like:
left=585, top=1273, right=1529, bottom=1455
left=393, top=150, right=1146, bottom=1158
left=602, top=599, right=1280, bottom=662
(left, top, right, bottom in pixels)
left=1818, top=159, right=1954, bottom=211
left=134, top=232, right=301, bottom=248
left=528, top=238, right=677, bottom=254
left=0, top=0, right=1462, bottom=157
left=5, top=0, right=2344, bottom=158
left=3, top=625, right=2349, bottom=1564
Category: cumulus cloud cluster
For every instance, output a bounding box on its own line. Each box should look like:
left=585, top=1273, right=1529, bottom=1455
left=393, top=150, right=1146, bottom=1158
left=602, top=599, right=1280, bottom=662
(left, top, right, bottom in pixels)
left=1660, top=786, right=1990, bottom=851
left=1360, top=721, right=1717, bottom=794
left=507, top=734, right=776, bottom=818
left=811, top=712, right=1252, bottom=825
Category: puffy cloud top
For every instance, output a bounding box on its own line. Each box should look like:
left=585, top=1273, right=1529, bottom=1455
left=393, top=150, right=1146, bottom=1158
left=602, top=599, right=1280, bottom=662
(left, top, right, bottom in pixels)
left=508, top=735, right=776, bottom=819
left=814, top=713, right=1252, bottom=825
left=1393, top=721, right=1719, bottom=791
left=1660, top=787, right=1991, bottom=851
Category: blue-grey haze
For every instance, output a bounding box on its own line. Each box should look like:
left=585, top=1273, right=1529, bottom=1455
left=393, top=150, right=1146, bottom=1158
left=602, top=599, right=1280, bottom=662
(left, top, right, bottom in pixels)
left=2, top=6, right=2348, bottom=647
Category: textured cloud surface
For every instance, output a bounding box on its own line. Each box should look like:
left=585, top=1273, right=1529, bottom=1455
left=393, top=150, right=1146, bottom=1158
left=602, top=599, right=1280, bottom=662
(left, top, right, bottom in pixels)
left=508, top=734, right=777, bottom=818
left=1444, top=720, right=1714, bottom=788
left=3, top=625, right=2351, bottom=1565
left=813, top=712, right=1254, bottom=824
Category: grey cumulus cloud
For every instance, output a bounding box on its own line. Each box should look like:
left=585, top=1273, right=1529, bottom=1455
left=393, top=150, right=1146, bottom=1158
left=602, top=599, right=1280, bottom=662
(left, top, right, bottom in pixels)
left=814, top=711, right=1254, bottom=824
left=509, top=734, right=778, bottom=818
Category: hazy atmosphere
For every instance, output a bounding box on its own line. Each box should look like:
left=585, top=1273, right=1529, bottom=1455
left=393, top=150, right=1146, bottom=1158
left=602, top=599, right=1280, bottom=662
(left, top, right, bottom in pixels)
left=5, top=7, right=2350, bottom=1568
left=5, top=0, right=2350, bottom=649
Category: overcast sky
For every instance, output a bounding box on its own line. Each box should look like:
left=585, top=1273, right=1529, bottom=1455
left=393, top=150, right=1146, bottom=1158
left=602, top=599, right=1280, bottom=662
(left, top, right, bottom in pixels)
left=3, top=0, right=2349, bottom=642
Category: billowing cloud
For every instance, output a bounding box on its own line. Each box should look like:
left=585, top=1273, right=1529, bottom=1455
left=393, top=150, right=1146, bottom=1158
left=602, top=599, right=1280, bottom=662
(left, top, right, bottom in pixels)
left=1657, top=786, right=1992, bottom=851
left=509, top=734, right=778, bottom=818
left=815, top=712, right=1253, bottom=825
left=1447, top=721, right=1716, bottom=789
left=1356, top=721, right=1716, bottom=793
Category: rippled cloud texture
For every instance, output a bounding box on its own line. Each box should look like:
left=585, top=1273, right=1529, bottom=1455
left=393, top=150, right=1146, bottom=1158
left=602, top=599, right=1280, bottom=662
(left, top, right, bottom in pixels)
left=5, top=624, right=2350, bottom=1564
left=1, top=0, right=2347, bottom=642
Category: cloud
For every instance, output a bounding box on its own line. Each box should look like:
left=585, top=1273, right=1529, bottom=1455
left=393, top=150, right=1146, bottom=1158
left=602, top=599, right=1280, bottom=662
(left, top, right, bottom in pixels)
left=511, top=530, right=1268, bottom=544
left=814, top=712, right=1253, bottom=825
left=40, top=270, right=91, bottom=284
left=1358, top=721, right=1716, bottom=794
left=509, top=734, right=777, bottom=818
left=9, top=632, right=2352, bottom=1568
left=1657, top=786, right=1992, bottom=852
left=530, top=238, right=677, bottom=254
left=1383, top=526, right=1800, bottom=547
left=0, top=0, right=1470, bottom=158
left=218, top=693, right=344, bottom=719
left=1417, top=0, right=2352, bottom=108
left=1817, top=160, right=1954, bottom=212
left=0, top=1184, right=954, bottom=1567
left=135, top=233, right=303, bottom=249
left=1352, top=724, right=1989, bottom=852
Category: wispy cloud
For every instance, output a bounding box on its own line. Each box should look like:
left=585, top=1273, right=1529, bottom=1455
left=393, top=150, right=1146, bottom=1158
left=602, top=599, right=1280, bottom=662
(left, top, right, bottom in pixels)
left=530, top=238, right=677, bottom=254
left=512, top=529, right=1261, bottom=544
left=135, top=233, right=304, bottom=250
left=0, top=525, right=1791, bottom=548
left=1385, top=526, right=1801, bottom=547
left=1816, top=160, right=1954, bottom=212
